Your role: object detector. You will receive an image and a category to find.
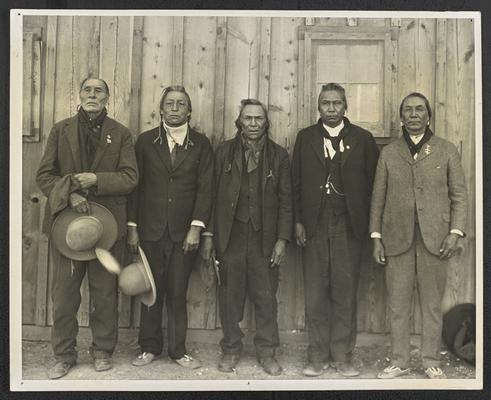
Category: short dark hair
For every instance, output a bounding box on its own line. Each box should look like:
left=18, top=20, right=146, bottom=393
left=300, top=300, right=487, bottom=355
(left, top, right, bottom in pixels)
left=234, top=98, right=270, bottom=133
left=399, top=92, right=432, bottom=120
left=79, top=77, right=110, bottom=96
left=159, top=85, right=193, bottom=121
left=318, top=82, right=348, bottom=111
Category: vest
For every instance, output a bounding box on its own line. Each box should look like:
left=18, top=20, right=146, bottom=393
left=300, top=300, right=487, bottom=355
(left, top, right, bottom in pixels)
left=235, top=152, right=262, bottom=231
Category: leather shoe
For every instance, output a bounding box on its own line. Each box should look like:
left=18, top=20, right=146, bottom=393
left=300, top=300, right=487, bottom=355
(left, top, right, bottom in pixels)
left=47, top=361, right=74, bottom=379
left=218, top=353, right=240, bottom=373
left=302, top=362, right=331, bottom=377
left=132, top=352, right=155, bottom=367
left=94, top=357, right=113, bottom=372
left=174, top=354, right=201, bottom=369
left=259, top=357, right=283, bottom=376
left=334, top=361, right=360, bottom=377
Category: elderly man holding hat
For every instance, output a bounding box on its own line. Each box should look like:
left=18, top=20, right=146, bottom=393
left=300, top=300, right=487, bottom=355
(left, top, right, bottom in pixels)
left=36, top=77, right=138, bottom=379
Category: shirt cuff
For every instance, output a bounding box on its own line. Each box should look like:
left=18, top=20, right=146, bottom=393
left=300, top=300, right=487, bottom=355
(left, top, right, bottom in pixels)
left=450, top=229, right=465, bottom=237
left=127, top=221, right=137, bottom=227
left=201, top=231, right=214, bottom=237
left=191, top=220, right=205, bottom=229
left=370, top=232, right=382, bottom=239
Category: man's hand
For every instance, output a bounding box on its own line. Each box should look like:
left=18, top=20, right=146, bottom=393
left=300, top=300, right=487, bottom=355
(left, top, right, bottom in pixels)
left=127, top=226, right=139, bottom=254
left=295, top=223, right=307, bottom=247
left=68, top=192, right=90, bottom=213
left=439, top=233, right=462, bottom=260
left=73, top=172, right=97, bottom=189
left=270, top=239, right=287, bottom=267
left=200, top=236, right=215, bottom=261
left=183, top=225, right=202, bottom=254
left=372, top=238, right=386, bottom=265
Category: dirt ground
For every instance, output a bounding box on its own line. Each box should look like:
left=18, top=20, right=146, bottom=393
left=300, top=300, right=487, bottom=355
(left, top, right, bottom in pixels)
left=22, top=332, right=475, bottom=381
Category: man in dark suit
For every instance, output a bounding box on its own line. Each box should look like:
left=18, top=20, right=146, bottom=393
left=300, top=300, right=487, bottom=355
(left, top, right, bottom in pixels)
left=370, top=93, right=467, bottom=379
left=36, top=78, right=138, bottom=378
left=292, top=83, right=379, bottom=377
left=127, top=86, right=213, bottom=369
left=201, top=99, right=292, bottom=376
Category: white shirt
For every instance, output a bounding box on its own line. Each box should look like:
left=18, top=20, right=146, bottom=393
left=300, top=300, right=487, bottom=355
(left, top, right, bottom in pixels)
left=322, top=120, right=345, bottom=159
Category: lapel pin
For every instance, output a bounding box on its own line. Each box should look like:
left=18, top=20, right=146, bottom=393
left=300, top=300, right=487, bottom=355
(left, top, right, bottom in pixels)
left=267, top=169, right=274, bottom=179
left=425, top=144, right=431, bottom=155
left=106, top=134, right=112, bottom=144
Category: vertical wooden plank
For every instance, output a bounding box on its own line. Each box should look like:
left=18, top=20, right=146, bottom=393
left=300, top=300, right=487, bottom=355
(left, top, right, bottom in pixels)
left=138, top=16, right=174, bottom=132
left=257, top=17, right=271, bottom=106
left=31, top=38, right=42, bottom=140
left=22, top=32, right=33, bottom=136
left=54, top=16, right=74, bottom=122
left=72, top=16, right=92, bottom=95
left=434, top=19, right=447, bottom=137
left=129, top=16, right=144, bottom=138
left=269, top=17, right=304, bottom=330
left=415, top=19, right=436, bottom=126
left=223, top=17, right=259, bottom=140
left=88, top=17, right=100, bottom=78
left=303, top=29, right=312, bottom=129
left=172, top=16, right=184, bottom=85
left=390, top=29, right=399, bottom=136
left=99, top=16, right=118, bottom=118
left=113, top=16, right=132, bottom=128
left=183, top=16, right=217, bottom=141
left=441, top=18, right=476, bottom=312
left=213, top=16, right=227, bottom=145
left=38, top=16, right=58, bottom=326
left=383, top=33, right=392, bottom=136
left=397, top=19, right=417, bottom=103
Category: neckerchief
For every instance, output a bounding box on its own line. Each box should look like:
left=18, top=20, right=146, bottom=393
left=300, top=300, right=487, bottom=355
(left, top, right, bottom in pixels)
left=77, top=107, right=107, bottom=166
left=321, top=119, right=348, bottom=152
left=241, top=133, right=266, bottom=173
left=402, top=125, right=433, bottom=157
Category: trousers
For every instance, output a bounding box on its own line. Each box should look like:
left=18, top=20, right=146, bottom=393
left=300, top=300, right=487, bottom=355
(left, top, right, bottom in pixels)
left=218, top=220, right=280, bottom=358
left=386, top=224, right=448, bottom=368
left=50, top=240, right=122, bottom=364
left=138, top=229, right=195, bottom=359
left=302, top=207, right=362, bottom=363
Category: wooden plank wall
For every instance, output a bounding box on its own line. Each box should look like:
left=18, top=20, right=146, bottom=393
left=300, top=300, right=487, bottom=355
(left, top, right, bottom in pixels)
left=22, top=16, right=476, bottom=336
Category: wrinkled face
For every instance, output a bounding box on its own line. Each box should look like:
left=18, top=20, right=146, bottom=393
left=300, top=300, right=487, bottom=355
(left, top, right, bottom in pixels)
left=400, top=96, right=430, bottom=135
left=238, top=105, right=267, bottom=141
left=79, top=79, right=109, bottom=114
left=318, top=90, right=346, bottom=128
left=161, top=91, right=191, bottom=127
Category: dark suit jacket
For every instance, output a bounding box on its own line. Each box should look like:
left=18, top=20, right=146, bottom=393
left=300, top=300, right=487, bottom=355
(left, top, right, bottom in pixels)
left=128, top=126, right=214, bottom=243
left=291, top=118, right=379, bottom=241
left=210, top=135, right=293, bottom=257
left=369, top=135, right=467, bottom=256
left=36, top=115, right=138, bottom=239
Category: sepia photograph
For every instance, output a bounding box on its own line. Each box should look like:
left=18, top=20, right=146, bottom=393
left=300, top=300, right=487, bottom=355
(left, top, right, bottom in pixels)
left=9, top=9, right=482, bottom=391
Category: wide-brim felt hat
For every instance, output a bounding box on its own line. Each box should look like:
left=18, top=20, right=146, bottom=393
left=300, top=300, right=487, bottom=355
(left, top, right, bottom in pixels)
left=118, top=246, right=156, bottom=307
left=51, top=202, right=118, bottom=262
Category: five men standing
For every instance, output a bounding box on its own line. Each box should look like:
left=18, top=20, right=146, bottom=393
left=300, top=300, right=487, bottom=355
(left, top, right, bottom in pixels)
left=37, top=77, right=468, bottom=380
left=291, top=83, right=379, bottom=377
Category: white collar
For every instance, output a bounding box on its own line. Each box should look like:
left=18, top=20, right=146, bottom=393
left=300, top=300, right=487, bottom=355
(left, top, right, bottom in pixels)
left=323, top=120, right=344, bottom=137
left=409, top=133, right=425, bottom=145
left=163, top=121, right=188, bottom=146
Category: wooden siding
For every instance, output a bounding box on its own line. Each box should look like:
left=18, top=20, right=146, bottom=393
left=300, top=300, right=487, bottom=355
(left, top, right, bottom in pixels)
left=21, top=15, right=477, bottom=335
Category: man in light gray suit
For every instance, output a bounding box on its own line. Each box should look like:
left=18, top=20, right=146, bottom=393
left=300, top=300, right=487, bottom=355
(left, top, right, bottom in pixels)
left=370, top=92, right=467, bottom=379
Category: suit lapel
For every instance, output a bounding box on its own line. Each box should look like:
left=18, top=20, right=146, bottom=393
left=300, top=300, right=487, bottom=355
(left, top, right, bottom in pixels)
left=90, top=117, right=113, bottom=171
left=308, top=125, right=327, bottom=167
left=413, top=136, right=436, bottom=163
left=233, top=136, right=243, bottom=176
left=395, top=137, right=415, bottom=164
left=172, top=127, right=195, bottom=171
left=340, top=129, right=359, bottom=167
left=63, top=116, right=83, bottom=172
left=151, top=127, right=172, bottom=172
left=261, top=139, right=271, bottom=194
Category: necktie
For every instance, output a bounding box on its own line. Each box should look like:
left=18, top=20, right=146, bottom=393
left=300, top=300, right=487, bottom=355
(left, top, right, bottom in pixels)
left=170, top=141, right=178, bottom=165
